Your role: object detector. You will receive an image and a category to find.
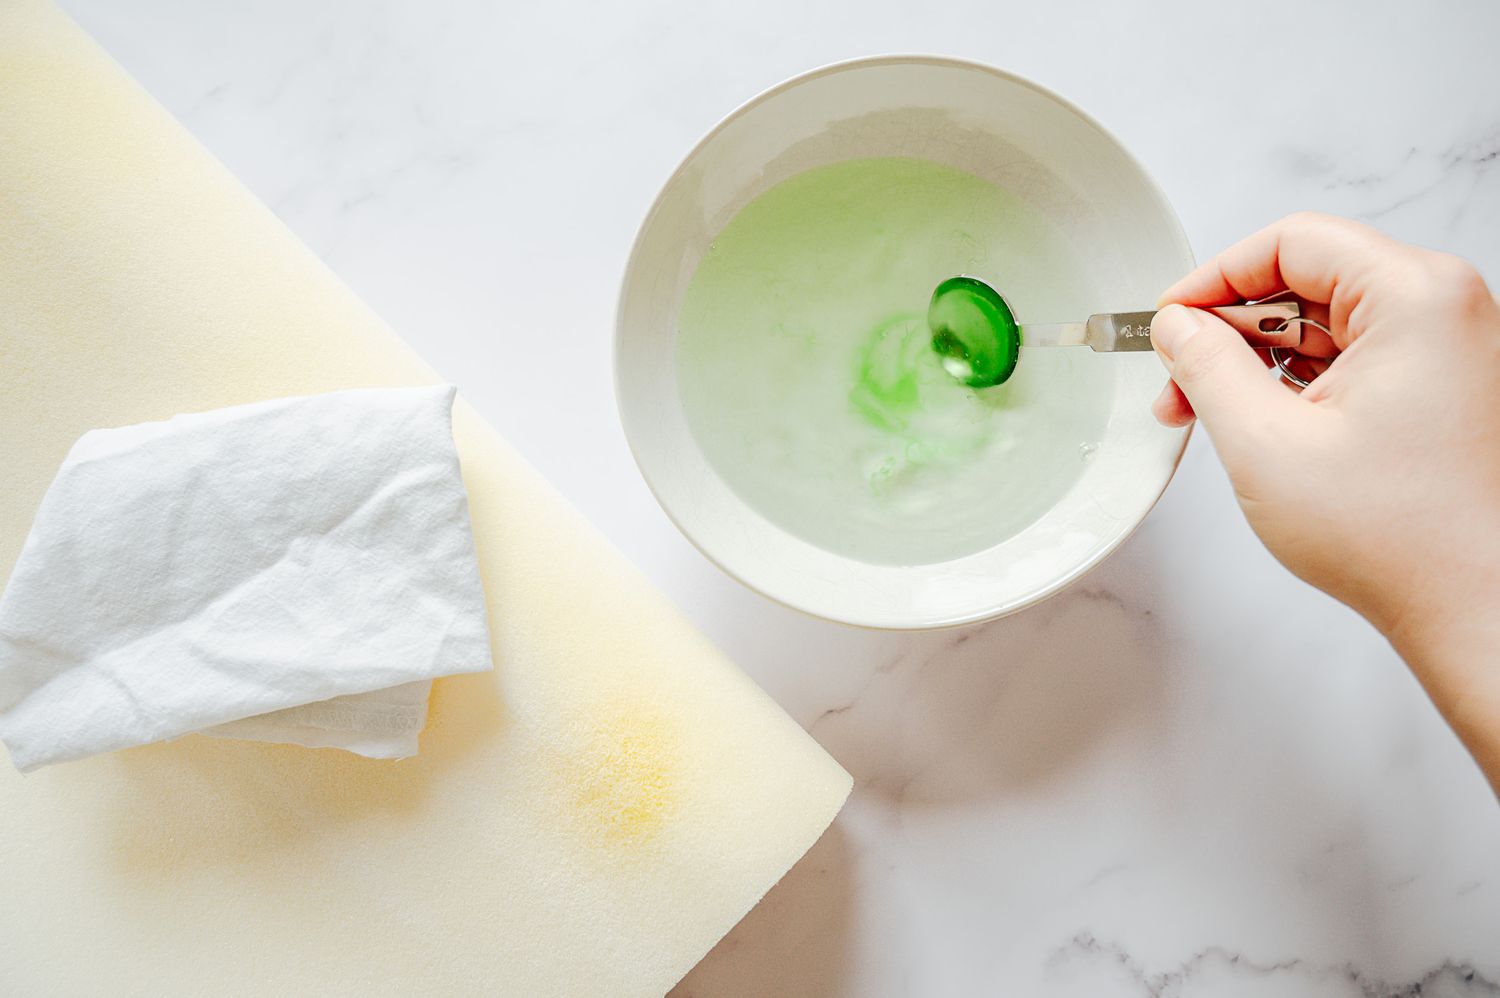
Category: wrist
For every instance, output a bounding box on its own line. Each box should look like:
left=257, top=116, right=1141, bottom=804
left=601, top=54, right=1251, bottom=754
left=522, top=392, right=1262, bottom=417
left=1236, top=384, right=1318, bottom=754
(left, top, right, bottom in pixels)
left=1384, top=571, right=1500, bottom=791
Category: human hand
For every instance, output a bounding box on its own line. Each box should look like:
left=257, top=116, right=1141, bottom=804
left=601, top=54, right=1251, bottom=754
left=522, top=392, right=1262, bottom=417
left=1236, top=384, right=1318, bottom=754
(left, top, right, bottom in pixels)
left=1150, top=213, right=1500, bottom=788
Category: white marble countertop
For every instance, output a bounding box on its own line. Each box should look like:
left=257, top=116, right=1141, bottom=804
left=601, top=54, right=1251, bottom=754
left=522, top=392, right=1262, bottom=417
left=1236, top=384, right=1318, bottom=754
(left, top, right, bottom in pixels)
left=64, top=0, right=1500, bottom=993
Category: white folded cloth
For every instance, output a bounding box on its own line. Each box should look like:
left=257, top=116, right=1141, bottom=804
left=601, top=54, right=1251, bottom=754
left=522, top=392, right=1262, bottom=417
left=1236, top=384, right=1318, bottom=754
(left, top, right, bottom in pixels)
left=0, top=384, right=493, bottom=771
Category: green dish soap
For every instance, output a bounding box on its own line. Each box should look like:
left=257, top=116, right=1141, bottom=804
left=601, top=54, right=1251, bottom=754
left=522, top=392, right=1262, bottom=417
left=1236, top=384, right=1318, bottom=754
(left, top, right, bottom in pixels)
left=928, top=276, right=1021, bottom=388
left=675, top=156, right=1112, bottom=566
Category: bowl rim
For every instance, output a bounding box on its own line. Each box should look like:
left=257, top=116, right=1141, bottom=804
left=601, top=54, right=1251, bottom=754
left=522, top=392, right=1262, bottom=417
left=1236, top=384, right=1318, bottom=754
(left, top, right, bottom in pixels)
left=614, top=53, right=1194, bottom=630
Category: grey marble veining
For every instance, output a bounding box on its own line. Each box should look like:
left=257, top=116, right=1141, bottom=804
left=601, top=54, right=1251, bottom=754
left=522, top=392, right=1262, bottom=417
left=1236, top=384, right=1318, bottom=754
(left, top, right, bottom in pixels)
left=1050, top=933, right=1499, bottom=997
left=61, top=0, right=1500, bottom=993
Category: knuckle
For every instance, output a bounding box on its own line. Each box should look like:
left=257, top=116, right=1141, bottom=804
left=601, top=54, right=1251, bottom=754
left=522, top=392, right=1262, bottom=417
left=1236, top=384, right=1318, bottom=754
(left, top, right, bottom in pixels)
left=1424, top=253, right=1491, bottom=309
left=1283, top=210, right=1389, bottom=255
left=1282, top=209, right=1354, bottom=236
left=1283, top=209, right=1332, bottom=228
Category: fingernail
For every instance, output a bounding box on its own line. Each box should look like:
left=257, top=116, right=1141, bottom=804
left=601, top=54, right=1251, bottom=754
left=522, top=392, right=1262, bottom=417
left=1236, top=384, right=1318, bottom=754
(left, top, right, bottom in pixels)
left=1151, top=304, right=1205, bottom=361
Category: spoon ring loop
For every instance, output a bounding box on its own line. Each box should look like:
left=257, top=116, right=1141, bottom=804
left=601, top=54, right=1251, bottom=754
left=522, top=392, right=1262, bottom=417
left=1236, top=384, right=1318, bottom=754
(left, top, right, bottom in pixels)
left=1269, top=316, right=1334, bottom=390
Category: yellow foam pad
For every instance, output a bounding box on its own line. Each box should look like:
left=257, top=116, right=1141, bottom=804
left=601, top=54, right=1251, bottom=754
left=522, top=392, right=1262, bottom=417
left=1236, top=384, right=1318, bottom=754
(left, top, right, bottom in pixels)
left=0, top=2, right=851, bottom=994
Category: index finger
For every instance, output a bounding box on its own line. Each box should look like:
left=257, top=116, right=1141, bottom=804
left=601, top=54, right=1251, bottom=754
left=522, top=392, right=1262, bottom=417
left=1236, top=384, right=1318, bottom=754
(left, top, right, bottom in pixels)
left=1158, top=212, right=1407, bottom=312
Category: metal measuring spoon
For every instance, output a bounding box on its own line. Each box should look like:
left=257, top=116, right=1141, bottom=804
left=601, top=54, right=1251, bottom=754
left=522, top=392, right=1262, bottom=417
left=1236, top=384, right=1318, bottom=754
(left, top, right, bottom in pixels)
left=928, top=275, right=1326, bottom=389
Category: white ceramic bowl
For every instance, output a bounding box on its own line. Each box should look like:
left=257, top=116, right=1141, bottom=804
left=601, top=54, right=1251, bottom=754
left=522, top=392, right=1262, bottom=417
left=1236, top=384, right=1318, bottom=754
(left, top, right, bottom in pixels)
left=616, top=56, right=1192, bottom=629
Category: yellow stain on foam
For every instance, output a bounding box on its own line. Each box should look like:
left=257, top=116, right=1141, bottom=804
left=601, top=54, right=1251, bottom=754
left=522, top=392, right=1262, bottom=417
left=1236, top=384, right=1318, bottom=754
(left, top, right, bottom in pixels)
left=565, top=702, right=680, bottom=849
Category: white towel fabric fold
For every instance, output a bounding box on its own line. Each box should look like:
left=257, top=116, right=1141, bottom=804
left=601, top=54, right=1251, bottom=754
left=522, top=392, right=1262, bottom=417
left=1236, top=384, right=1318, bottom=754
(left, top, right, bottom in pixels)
left=0, top=384, right=493, bottom=771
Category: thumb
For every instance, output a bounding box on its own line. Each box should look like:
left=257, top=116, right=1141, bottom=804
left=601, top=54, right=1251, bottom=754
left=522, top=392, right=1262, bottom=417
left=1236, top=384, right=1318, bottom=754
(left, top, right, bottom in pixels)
left=1151, top=304, right=1300, bottom=459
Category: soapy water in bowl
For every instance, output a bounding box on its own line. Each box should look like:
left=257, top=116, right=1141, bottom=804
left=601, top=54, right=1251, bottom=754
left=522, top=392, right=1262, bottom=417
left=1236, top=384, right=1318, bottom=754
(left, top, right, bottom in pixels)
left=675, top=157, right=1114, bottom=566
